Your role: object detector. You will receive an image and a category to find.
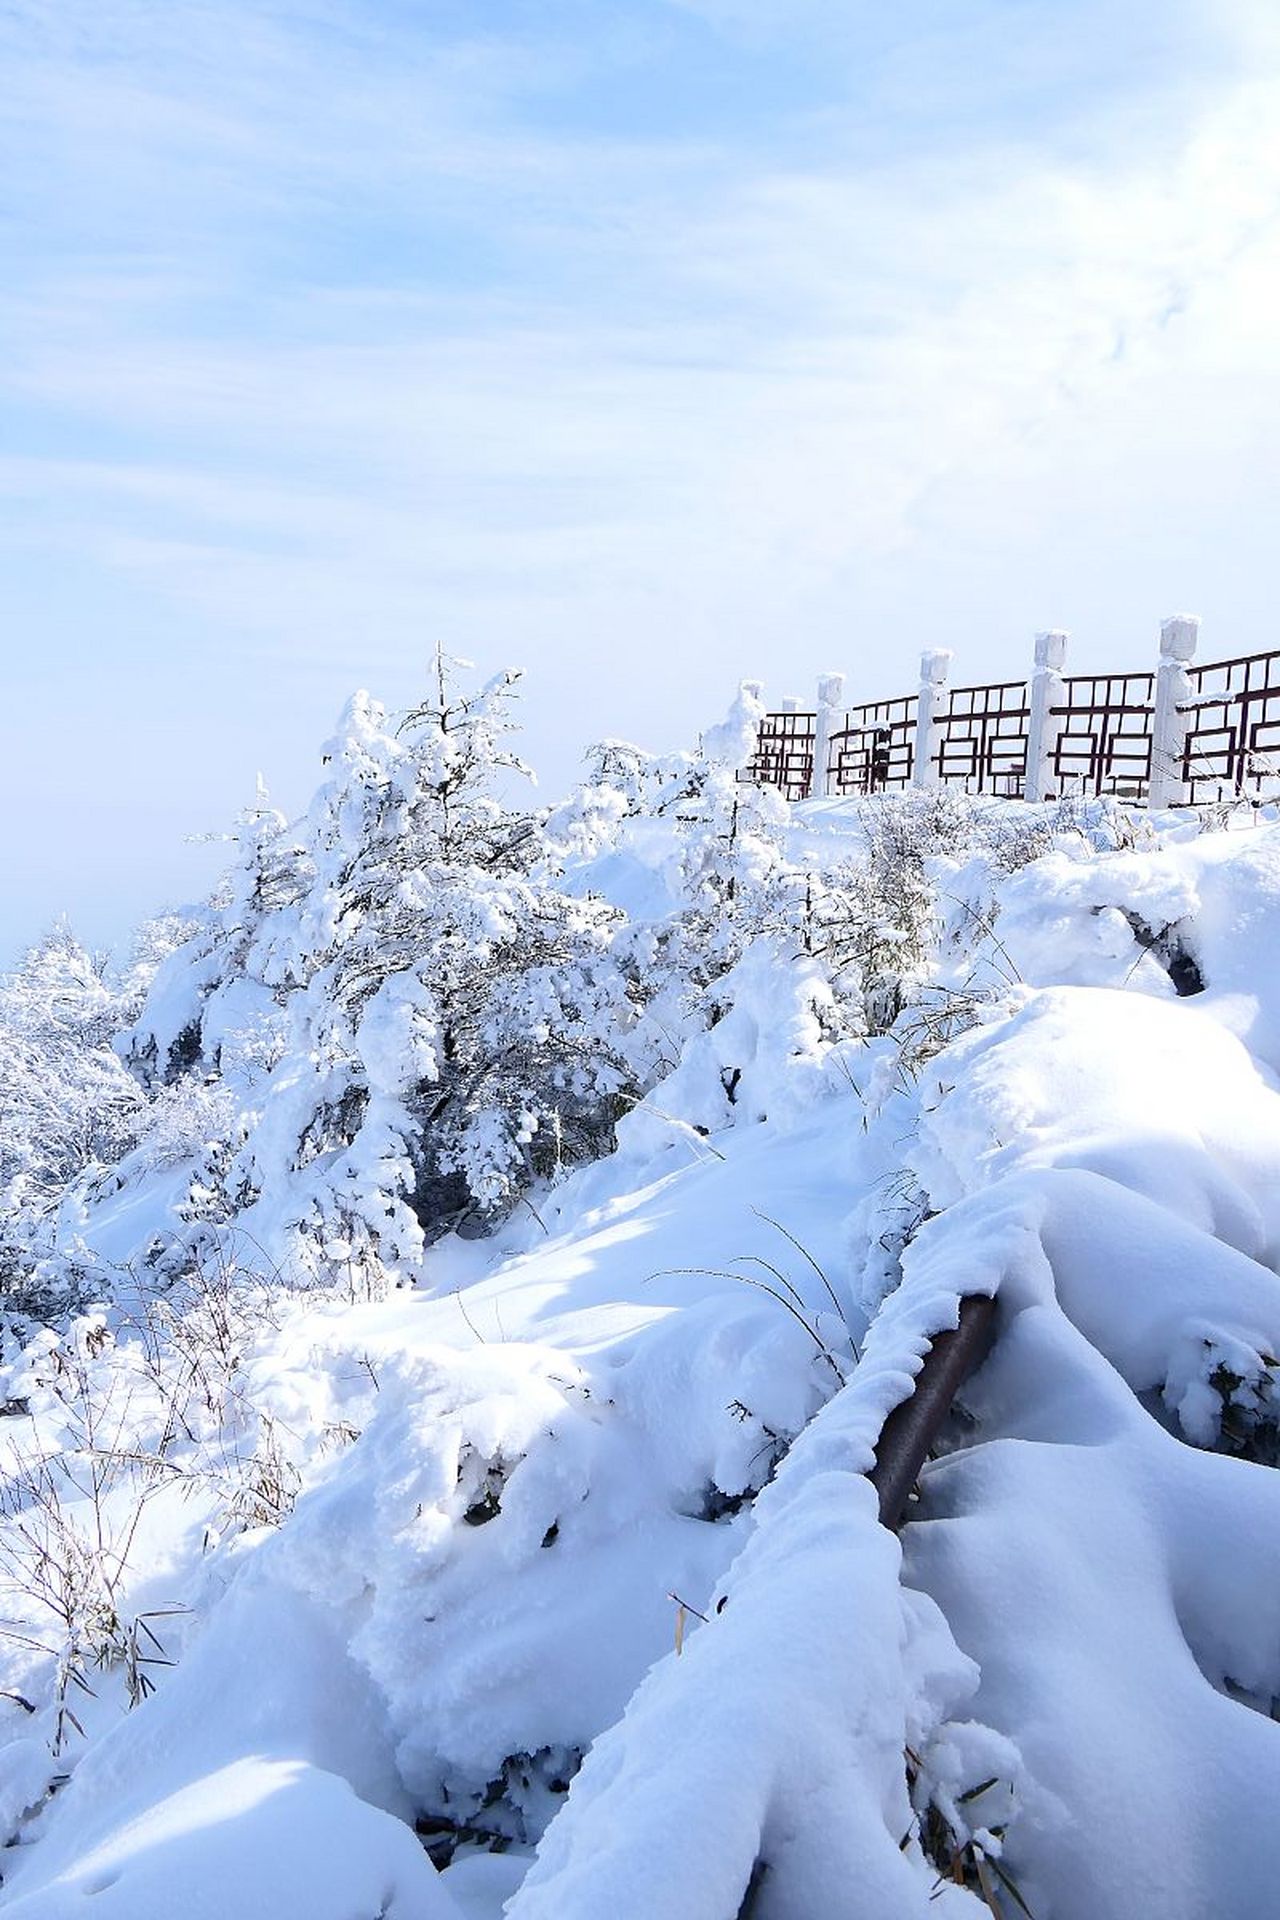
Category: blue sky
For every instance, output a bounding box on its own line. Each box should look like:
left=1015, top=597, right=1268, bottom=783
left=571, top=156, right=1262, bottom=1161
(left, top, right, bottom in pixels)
left=3, top=0, right=1279, bottom=958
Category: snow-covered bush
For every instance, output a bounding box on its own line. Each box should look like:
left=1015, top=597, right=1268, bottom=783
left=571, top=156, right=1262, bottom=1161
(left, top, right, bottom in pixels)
left=117, top=785, right=306, bottom=1095
left=548, top=687, right=874, bottom=1147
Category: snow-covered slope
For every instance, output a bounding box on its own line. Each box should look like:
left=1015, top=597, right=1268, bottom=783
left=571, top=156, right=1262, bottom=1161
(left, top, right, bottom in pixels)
left=5, top=691, right=1280, bottom=1918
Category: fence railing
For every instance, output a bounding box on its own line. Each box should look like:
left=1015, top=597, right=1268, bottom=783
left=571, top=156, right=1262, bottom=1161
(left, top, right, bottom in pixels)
left=748, top=706, right=816, bottom=801
left=1182, top=649, right=1280, bottom=804
left=932, top=679, right=1029, bottom=795
left=744, top=618, right=1280, bottom=809
left=1047, top=670, right=1155, bottom=799
left=828, top=693, right=918, bottom=793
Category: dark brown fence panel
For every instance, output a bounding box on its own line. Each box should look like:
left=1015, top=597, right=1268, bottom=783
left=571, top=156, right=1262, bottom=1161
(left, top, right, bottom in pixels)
left=933, top=680, right=1029, bottom=795
left=744, top=710, right=816, bottom=799
left=828, top=693, right=918, bottom=795
left=1048, top=671, right=1155, bottom=797
left=1181, top=650, right=1280, bottom=804
left=750, top=643, right=1280, bottom=808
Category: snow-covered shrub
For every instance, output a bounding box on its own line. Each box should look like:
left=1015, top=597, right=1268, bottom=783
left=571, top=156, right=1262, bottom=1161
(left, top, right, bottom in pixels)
left=0, top=1311, right=184, bottom=1761
left=806, top=805, right=944, bottom=1037
left=131, top=1077, right=240, bottom=1177
left=0, top=1251, right=307, bottom=1830
left=560, top=740, right=1060, bottom=1152
left=118, top=785, right=306, bottom=1094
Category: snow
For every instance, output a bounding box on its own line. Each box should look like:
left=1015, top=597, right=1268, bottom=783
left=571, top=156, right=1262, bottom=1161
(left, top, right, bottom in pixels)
left=0, top=1576, right=453, bottom=1918
left=6, top=684, right=1280, bottom=1917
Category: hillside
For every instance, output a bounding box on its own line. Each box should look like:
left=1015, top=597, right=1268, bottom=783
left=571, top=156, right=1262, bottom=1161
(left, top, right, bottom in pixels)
left=3, top=670, right=1280, bottom=1919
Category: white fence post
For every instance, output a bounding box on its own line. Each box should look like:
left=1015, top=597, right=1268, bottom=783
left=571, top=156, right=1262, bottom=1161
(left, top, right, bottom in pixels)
left=1024, top=629, right=1069, bottom=801
left=912, top=649, right=952, bottom=788
left=1148, top=614, right=1200, bottom=808
left=810, top=672, right=845, bottom=799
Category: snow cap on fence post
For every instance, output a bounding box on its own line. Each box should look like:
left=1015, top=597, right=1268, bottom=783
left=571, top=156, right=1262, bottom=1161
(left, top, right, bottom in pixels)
left=703, top=680, right=766, bottom=773
left=810, top=672, right=845, bottom=800
left=912, top=649, right=952, bottom=788
left=1025, top=629, right=1069, bottom=801
left=1148, top=614, right=1200, bottom=808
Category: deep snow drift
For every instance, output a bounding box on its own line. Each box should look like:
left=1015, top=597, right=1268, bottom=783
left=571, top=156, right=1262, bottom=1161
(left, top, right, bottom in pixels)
left=4, top=676, right=1280, bottom=1919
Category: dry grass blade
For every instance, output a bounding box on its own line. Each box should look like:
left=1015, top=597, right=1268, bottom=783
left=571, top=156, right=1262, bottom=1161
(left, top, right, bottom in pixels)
left=648, top=1266, right=846, bottom=1385
left=750, top=1208, right=846, bottom=1322
left=734, top=1254, right=807, bottom=1309
left=987, top=1855, right=1036, bottom=1918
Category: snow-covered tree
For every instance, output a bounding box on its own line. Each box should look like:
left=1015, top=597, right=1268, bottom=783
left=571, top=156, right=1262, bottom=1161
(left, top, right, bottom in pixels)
left=118, top=658, right=637, bottom=1290
left=118, top=782, right=308, bottom=1095
left=0, top=927, right=145, bottom=1218
left=547, top=684, right=866, bottom=1145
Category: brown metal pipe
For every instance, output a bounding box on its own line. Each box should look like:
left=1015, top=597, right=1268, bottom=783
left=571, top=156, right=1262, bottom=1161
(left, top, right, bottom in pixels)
left=869, top=1293, right=997, bottom=1530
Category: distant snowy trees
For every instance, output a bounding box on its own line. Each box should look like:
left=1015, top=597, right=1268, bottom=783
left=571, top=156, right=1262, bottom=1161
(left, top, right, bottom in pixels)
left=0, top=927, right=142, bottom=1213
left=0, top=918, right=191, bottom=1309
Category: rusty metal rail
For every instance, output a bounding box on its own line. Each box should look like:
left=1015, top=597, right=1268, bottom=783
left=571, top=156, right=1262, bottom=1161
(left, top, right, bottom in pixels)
left=829, top=692, right=918, bottom=794
left=744, top=708, right=815, bottom=800
left=1183, top=648, right=1280, bottom=803
left=868, top=1293, right=998, bottom=1529
left=1048, top=669, right=1154, bottom=797
left=932, top=680, right=1029, bottom=795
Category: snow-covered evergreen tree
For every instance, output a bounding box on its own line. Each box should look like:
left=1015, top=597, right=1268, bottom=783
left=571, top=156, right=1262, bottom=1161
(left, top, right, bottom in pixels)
left=120, top=657, right=636, bottom=1290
